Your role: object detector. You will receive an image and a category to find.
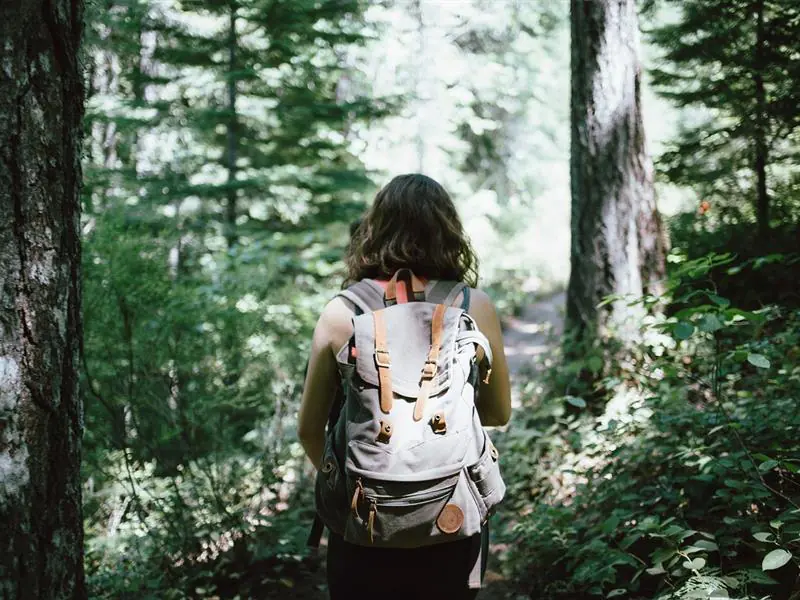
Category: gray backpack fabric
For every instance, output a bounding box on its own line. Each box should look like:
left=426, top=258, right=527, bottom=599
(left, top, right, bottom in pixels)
left=313, top=270, right=505, bottom=588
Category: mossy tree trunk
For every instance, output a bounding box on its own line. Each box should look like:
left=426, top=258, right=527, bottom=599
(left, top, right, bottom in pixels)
left=566, top=0, right=666, bottom=348
left=0, top=1, right=87, bottom=598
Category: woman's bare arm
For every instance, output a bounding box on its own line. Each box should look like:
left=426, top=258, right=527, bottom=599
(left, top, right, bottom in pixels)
left=467, top=289, right=512, bottom=427
left=297, top=297, right=353, bottom=469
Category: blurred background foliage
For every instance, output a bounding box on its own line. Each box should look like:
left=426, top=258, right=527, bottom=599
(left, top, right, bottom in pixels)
left=80, top=0, right=798, bottom=598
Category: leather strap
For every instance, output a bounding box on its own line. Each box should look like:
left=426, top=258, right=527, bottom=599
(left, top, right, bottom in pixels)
left=414, top=303, right=447, bottom=421
left=385, top=268, right=425, bottom=305
left=373, top=310, right=393, bottom=413
left=457, top=330, right=493, bottom=367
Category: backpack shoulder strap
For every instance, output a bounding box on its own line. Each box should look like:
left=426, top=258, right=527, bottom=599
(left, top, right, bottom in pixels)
left=426, top=280, right=470, bottom=310
left=336, top=279, right=386, bottom=314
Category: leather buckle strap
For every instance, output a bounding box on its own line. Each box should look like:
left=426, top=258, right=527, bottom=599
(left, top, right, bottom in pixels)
left=385, top=268, right=425, bottom=305
left=373, top=310, right=393, bottom=413
left=374, top=349, right=391, bottom=368
left=421, top=360, right=437, bottom=380
left=413, top=304, right=447, bottom=421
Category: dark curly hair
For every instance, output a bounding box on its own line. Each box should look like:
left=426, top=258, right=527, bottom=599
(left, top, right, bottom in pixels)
left=345, top=174, right=479, bottom=287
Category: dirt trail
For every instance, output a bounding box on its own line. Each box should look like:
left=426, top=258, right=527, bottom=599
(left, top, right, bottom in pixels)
left=503, top=291, right=566, bottom=389
left=479, top=290, right=566, bottom=600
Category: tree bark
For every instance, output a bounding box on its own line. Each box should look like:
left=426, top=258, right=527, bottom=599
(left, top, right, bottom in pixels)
left=0, top=1, right=87, bottom=598
left=566, top=0, right=666, bottom=346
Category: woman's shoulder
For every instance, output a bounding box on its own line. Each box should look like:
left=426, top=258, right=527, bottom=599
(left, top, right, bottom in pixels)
left=466, top=286, right=492, bottom=306
left=464, top=286, right=495, bottom=313
left=316, top=295, right=356, bottom=352
left=464, top=287, right=501, bottom=328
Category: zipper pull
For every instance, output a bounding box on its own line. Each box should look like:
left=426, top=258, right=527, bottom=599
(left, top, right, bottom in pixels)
left=350, top=478, right=363, bottom=517
left=367, top=500, right=377, bottom=544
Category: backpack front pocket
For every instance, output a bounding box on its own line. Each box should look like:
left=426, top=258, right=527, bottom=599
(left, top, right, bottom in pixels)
left=345, top=470, right=483, bottom=547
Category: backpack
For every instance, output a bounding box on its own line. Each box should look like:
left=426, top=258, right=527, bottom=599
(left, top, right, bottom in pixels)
left=308, top=268, right=505, bottom=588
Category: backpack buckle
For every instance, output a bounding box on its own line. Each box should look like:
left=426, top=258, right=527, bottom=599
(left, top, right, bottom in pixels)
left=421, top=360, right=437, bottom=380
left=374, top=349, right=391, bottom=368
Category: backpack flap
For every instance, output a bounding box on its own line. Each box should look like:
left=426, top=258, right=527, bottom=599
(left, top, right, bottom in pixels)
left=351, top=302, right=462, bottom=401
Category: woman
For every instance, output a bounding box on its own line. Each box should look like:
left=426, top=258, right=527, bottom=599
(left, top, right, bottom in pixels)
left=298, top=173, right=511, bottom=599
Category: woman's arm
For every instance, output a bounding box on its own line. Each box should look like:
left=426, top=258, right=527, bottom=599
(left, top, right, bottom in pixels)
left=467, top=289, right=512, bottom=427
left=297, top=298, right=353, bottom=469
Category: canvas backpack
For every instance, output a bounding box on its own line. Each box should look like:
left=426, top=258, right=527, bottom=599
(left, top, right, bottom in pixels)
left=308, top=269, right=506, bottom=588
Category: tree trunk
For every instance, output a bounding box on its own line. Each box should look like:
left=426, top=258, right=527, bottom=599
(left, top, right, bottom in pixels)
left=0, top=1, right=87, bottom=598
left=566, top=0, right=666, bottom=346
left=753, top=0, right=770, bottom=239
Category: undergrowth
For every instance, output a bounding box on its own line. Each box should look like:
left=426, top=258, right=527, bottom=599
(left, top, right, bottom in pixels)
left=500, top=251, right=800, bottom=600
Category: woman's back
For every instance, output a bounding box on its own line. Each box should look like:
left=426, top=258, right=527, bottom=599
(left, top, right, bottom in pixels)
left=297, top=174, right=511, bottom=598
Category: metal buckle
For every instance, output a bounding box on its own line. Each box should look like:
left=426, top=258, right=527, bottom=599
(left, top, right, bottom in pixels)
left=375, top=349, right=391, bottom=368
left=421, top=360, right=437, bottom=379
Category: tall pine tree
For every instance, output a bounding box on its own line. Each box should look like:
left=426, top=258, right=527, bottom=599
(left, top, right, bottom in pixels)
left=650, top=0, right=800, bottom=238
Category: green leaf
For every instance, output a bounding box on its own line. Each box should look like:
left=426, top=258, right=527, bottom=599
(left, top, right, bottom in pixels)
left=674, top=321, right=695, bottom=340
left=698, top=314, right=724, bottom=332
left=620, top=532, right=643, bottom=549
left=758, top=459, right=779, bottom=473
left=745, top=569, right=779, bottom=584
left=753, top=532, right=774, bottom=542
left=601, top=515, right=620, bottom=534
left=762, top=549, right=792, bottom=571
left=747, top=353, right=770, bottom=369
left=606, top=590, right=626, bottom=598
left=565, top=396, right=586, bottom=409
left=651, top=548, right=676, bottom=564
left=707, top=293, right=730, bottom=308
left=682, top=557, right=706, bottom=570
left=720, top=576, right=739, bottom=588
left=663, top=525, right=686, bottom=536
left=587, top=355, right=603, bottom=373
left=692, top=540, right=719, bottom=551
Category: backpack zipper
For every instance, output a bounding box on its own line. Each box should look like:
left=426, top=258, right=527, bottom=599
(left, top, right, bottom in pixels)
left=364, top=484, right=454, bottom=508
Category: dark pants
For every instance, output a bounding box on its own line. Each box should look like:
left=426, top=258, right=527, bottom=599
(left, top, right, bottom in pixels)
left=326, top=527, right=489, bottom=600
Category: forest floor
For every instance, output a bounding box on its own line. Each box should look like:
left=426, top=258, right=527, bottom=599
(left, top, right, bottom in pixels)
left=284, top=291, right=566, bottom=600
